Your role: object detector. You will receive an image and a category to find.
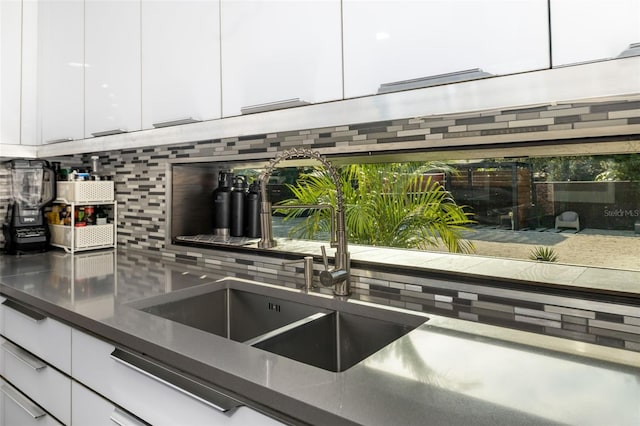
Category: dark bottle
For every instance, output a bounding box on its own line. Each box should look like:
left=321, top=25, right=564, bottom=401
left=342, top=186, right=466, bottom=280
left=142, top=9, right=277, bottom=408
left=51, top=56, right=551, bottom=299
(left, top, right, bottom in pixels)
left=245, top=181, right=262, bottom=238
left=213, top=171, right=233, bottom=237
left=230, top=175, right=247, bottom=237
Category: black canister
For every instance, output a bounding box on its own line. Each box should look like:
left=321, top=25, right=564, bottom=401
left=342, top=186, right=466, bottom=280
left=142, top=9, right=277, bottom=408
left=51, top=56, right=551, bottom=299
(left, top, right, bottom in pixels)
left=213, top=171, right=233, bottom=236
left=245, top=181, right=261, bottom=238
left=230, top=175, right=248, bottom=237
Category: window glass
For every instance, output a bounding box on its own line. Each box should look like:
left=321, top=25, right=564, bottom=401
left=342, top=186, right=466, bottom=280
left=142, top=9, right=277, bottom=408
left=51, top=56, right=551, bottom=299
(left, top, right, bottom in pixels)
left=173, top=153, right=640, bottom=272
left=251, top=154, right=640, bottom=270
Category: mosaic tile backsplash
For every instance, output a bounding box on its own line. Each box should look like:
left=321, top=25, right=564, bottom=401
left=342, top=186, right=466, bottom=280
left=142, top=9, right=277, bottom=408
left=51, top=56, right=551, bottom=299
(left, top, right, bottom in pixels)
left=1, top=97, right=639, bottom=353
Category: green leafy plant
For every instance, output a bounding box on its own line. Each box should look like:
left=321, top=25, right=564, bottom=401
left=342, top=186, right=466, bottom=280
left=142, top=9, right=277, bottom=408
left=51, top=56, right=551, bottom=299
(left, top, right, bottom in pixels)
left=276, top=163, right=475, bottom=253
left=528, top=246, right=559, bottom=262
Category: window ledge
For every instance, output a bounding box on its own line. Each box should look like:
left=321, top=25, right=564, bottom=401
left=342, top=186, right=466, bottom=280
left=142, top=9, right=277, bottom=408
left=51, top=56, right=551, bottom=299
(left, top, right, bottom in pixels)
left=269, top=239, right=640, bottom=299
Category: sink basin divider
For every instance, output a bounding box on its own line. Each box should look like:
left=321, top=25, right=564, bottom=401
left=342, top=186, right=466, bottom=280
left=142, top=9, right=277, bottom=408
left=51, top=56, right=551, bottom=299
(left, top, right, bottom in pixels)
left=335, top=312, right=342, bottom=373
left=243, top=312, right=329, bottom=346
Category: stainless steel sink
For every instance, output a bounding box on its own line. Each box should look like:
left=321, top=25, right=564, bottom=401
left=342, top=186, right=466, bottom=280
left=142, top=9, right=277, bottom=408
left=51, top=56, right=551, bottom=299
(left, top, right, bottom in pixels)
left=253, top=310, right=420, bottom=372
left=132, top=278, right=427, bottom=372
left=137, top=286, right=330, bottom=344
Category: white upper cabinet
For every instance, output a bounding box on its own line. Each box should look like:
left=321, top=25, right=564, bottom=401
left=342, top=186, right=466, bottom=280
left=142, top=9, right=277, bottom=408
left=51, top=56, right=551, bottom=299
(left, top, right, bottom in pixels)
left=0, top=0, right=22, bottom=145
left=220, top=0, right=343, bottom=117
left=550, top=0, right=640, bottom=66
left=342, top=0, right=550, bottom=98
left=85, top=0, right=141, bottom=138
left=141, top=0, right=221, bottom=129
left=39, top=0, right=84, bottom=144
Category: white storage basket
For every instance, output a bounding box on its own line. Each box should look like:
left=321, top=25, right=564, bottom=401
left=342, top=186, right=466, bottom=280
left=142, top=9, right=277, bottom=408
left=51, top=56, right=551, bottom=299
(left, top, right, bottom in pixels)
left=50, top=224, right=114, bottom=250
left=50, top=225, right=70, bottom=247
left=75, top=224, right=114, bottom=248
left=57, top=181, right=114, bottom=203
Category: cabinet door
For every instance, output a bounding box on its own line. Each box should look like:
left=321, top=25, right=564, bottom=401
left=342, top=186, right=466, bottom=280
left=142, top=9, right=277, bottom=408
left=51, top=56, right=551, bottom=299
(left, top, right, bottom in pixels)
left=39, top=0, right=84, bottom=144
left=0, top=339, right=71, bottom=425
left=141, top=0, right=221, bottom=129
left=85, top=0, right=141, bottom=138
left=0, top=0, right=22, bottom=145
left=21, top=0, right=39, bottom=146
left=0, top=296, right=5, bottom=334
left=220, top=0, right=342, bottom=117
left=2, top=299, right=72, bottom=374
left=343, top=0, right=550, bottom=98
left=550, top=0, right=640, bottom=66
left=0, top=378, right=63, bottom=426
left=72, top=329, right=283, bottom=425
left=72, top=381, right=147, bottom=426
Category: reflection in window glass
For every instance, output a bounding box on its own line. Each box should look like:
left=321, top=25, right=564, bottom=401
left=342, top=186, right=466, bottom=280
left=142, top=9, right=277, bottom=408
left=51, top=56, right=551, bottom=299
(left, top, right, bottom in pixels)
left=264, top=154, right=639, bottom=271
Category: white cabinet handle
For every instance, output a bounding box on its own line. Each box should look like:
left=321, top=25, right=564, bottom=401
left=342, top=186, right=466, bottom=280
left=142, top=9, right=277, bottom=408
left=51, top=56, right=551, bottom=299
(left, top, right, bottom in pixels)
left=1, top=382, right=47, bottom=419
left=2, top=299, right=46, bottom=322
left=152, top=117, right=200, bottom=128
left=1, top=340, right=47, bottom=370
left=45, top=137, right=73, bottom=144
left=91, top=129, right=127, bottom=137
left=110, top=348, right=240, bottom=413
left=110, top=407, right=148, bottom=426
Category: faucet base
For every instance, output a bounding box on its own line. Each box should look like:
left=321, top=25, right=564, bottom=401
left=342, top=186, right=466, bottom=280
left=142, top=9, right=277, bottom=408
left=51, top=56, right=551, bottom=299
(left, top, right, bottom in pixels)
left=257, top=239, right=276, bottom=249
left=333, top=281, right=350, bottom=296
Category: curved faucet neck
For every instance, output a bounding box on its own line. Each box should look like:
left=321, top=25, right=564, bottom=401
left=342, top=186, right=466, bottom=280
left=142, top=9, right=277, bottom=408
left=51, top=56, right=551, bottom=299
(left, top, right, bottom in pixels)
left=258, top=148, right=344, bottom=209
left=257, top=148, right=350, bottom=295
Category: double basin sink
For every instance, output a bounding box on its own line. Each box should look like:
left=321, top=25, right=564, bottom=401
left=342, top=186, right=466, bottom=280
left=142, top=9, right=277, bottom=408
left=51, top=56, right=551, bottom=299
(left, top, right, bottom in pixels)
left=131, top=278, right=427, bottom=372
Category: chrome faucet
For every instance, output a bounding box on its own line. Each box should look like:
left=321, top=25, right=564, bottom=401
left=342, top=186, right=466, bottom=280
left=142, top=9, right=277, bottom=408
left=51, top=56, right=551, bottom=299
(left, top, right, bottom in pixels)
left=258, top=148, right=350, bottom=296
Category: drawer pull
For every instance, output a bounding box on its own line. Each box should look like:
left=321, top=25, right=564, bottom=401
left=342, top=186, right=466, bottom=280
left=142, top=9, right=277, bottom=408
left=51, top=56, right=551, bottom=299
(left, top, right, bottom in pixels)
left=110, top=348, right=240, bottom=413
left=2, top=299, right=46, bottom=322
left=110, top=407, right=148, bottom=426
left=1, top=382, right=47, bottom=419
left=1, top=340, right=47, bottom=370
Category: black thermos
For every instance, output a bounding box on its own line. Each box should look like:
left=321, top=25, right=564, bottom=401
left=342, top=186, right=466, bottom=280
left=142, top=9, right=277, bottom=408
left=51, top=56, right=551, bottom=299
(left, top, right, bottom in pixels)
left=245, top=181, right=261, bottom=238
left=213, top=171, right=233, bottom=236
left=230, top=175, right=247, bottom=237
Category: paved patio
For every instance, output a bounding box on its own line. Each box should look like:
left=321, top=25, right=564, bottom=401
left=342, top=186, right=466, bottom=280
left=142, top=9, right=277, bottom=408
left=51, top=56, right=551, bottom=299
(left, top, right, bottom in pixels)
left=273, top=217, right=640, bottom=272
left=448, top=226, right=640, bottom=272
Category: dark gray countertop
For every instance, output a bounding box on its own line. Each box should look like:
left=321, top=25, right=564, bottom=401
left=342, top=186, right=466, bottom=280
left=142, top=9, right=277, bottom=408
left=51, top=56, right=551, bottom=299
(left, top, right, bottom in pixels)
left=1, top=249, right=639, bottom=426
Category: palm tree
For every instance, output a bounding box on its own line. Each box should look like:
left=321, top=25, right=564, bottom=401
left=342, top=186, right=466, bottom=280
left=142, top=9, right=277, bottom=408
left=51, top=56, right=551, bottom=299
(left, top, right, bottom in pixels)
left=277, top=163, right=475, bottom=253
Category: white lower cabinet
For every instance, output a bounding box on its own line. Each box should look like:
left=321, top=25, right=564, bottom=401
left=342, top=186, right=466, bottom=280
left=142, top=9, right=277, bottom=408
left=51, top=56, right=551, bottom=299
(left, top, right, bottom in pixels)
left=0, top=296, right=284, bottom=425
left=0, top=378, right=63, bottom=426
left=71, top=329, right=282, bottom=425
left=2, top=299, right=72, bottom=374
left=0, top=339, right=71, bottom=425
left=72, top=381, right=146, bottom=426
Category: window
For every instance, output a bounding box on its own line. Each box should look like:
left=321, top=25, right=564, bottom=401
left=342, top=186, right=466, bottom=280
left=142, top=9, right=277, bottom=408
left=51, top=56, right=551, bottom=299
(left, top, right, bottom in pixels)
left=171, top=153, right=640, bottom=272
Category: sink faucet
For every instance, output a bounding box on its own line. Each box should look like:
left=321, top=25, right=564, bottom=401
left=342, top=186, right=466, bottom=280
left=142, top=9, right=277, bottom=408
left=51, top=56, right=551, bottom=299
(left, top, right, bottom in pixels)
left=258, top=148, right=350, bottom=296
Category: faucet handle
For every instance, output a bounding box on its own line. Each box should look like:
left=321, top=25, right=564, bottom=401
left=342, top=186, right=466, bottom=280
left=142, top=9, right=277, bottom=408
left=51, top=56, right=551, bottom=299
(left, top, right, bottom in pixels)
left=319, top=245, right=349, bottom=290
left=320, top=245, right=329, bottom=270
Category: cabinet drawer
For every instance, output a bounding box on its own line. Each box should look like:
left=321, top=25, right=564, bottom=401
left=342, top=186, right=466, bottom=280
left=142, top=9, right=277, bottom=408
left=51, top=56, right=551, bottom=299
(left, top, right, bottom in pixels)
left=2, top=299, right=71, bottom=374
left=0, top=378, right=63, bottom=426
left=72, top=329, right=281, bottom=425
left=72, top=381, right=147, bottom=426
left=0, top=338, right=71, bottom=425
left=0, top=295, right=5, bottom=334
